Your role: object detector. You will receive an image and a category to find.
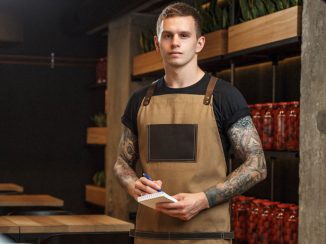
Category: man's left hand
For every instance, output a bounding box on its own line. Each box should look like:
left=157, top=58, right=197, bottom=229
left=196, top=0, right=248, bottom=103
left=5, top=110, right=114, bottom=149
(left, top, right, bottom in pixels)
left=155, top=192, right=209, bottom=221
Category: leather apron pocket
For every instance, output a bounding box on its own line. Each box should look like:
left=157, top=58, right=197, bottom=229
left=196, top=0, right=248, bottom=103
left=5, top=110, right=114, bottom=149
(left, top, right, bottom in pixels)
left=148, top=124, right=197, bottom=162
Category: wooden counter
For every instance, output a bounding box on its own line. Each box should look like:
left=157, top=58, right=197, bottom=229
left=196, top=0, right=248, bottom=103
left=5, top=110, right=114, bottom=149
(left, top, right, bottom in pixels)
left=0, top=194, right=63, bottom=207
left=0, top=183, right=23, bottom=193
left=0, top=215, right=134, bottom=234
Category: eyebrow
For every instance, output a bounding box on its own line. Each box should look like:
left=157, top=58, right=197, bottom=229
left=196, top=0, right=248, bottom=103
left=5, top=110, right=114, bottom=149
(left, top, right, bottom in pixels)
left=161, top=30, right=192, bottom=35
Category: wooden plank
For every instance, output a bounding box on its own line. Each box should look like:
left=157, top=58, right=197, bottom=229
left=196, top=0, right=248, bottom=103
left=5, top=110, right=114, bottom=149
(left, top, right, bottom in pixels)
left=198, top=29, right=227, bottom=60
left=132, top=50, right=162, bottom=76
left=0, top=217, right=19, bottom=233
left=0, top=194, right=63, bottom=207
left=87, top=127, right=107, bottom=145
left=228, top=6, right=302, bottom=53
left=85, top=185, right=106, bottom=207
left=2, top=215, right=134, bottom=234
left=0, top=183, right=23, bottom=192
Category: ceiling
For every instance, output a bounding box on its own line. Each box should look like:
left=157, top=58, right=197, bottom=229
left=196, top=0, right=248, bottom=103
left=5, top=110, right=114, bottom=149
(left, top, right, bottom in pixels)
left=64, top=0, right=175, bottom=35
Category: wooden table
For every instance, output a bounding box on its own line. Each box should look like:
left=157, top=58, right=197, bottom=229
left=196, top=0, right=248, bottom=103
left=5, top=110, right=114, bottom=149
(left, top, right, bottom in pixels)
left=0, top=183, right=23, bottom=193
left=0, top=194, right=63, bottom=207
left=0, top=215, right=134, bottom=234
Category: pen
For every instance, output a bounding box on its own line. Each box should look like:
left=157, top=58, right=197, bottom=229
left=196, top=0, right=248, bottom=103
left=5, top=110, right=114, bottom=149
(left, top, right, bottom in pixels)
left=142, top=173, right=161, bottom=192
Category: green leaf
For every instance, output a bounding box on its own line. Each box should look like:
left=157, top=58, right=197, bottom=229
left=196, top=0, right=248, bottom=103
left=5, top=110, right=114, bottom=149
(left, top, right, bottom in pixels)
left=271, top=0, right=284, bottom=11
left=290, top=0, right=299, bottom=6
left=222, top=8, right=229, bottom=28
left=239, top=0, right=253, bottom=21
left=281, top=0, right=290, bottom=9
left=262, top=0, right=276, bottom=14
left=254, top=0, right=267, bottom=16
left=139, top=32, right=145, bottom=53
left=250, top=4, right=259, bottom=19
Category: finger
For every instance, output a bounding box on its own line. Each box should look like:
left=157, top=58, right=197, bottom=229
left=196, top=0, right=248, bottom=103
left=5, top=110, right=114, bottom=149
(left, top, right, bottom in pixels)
left=156, top=202, right=182, bottom=210
left=172, top=193, right=185, bottom=201
left=134, top=180, right=152, bottom=193
left=156, top=207, right=180, bottom=217
left=156, top=207, right=189, bottom=221
left=139, top=177, right=162, bottom=192
left=134, top=189, right=143, bottom=197
left=154, top=180, right=162, bottom=188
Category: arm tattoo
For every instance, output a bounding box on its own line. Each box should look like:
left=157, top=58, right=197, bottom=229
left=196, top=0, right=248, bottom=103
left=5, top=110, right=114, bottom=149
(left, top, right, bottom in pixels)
left=113, top=126, right=139, bottom=192
left=205, top=116, right=267, bottom=207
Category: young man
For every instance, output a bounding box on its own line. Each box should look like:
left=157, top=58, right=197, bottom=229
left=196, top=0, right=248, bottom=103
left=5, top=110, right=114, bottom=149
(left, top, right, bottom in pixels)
left=114, top=2, right=267, bottom=243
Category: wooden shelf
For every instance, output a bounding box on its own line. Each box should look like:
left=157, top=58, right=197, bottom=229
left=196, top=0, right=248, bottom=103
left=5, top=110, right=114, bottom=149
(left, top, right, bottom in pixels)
left=0, top=183, right=23, bottom=193
left=132, top=29, right=228, bottom=77
left=198, top=29, right=228, bottom=61
left=85, top=184, right=106, bottom=207
left=87, top=127, right=107, bottom=145
left=132, top=7, right=302, bottom=77
left=228, top=6, right=302, bottom=54
left=133, top=50, right=162, bottom=77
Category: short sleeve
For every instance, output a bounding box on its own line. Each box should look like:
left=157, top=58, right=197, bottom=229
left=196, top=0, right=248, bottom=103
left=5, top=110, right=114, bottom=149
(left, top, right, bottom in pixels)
left=121, top=87, right=148, bottom=136
left=213, top=80, right=250, bottom=132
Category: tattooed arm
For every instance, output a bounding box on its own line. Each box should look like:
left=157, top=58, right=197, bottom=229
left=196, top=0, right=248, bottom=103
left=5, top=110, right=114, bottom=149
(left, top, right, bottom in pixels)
left=114, top=126, right=162, bottom=200
left=204, top=115, right=267, bottom=207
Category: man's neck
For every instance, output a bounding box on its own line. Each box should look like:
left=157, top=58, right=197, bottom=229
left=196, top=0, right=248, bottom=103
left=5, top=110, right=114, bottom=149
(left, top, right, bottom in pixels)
left=164, top=63, right=205, bottom=89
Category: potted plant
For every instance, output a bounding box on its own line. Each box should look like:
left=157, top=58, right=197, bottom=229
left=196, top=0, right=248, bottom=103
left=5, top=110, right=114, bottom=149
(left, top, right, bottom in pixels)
left=228, top=0, right=302, bottom=53
left=87, top=113, right=107, bottom=145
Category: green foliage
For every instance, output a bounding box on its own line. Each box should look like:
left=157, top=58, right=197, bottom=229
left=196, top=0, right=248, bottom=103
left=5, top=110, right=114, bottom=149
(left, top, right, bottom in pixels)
left=194, top=0, right=231, bottom=34
left=239, top=0, right=301, bottom=23
left=93, top=171, right=105, bottom=187
left=139, top=29, right=156, bottom=53
left=92, top=113, right=106, bottom=127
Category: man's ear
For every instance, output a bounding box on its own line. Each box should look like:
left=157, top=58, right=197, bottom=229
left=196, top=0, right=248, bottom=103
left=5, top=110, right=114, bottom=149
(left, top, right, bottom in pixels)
left=154, top=35, right=160, bottom=52
left=195, top=36, right=205, bottom=53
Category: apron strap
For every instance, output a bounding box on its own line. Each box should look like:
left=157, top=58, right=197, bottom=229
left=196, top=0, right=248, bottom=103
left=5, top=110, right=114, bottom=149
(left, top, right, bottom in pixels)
left=203, top=76, right=218, bottom=105
left=143, top=80, right=159, bottom=106
left=130, top=229, right=234, bottom=240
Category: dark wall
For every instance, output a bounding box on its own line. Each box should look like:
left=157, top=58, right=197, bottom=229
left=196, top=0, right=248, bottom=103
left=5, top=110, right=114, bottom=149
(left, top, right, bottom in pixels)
left=0, top=0, right=106, bottom=213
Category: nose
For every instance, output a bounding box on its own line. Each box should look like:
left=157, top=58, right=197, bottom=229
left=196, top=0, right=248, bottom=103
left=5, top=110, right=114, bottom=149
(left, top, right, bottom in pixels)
left=171, top=34, right=180, bottom=48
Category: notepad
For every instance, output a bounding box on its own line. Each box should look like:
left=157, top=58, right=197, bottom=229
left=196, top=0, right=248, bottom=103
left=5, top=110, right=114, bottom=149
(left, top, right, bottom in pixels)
left=137, top=192, right=178, bottom=209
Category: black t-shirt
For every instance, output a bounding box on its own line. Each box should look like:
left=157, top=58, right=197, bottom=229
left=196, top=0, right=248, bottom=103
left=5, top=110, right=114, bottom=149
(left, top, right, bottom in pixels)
left=121, top=73, right=250, bottom=160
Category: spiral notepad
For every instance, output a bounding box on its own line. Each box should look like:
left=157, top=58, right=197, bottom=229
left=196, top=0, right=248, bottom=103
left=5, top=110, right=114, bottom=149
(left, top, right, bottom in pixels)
left=137, top=192, right=178, bottom=209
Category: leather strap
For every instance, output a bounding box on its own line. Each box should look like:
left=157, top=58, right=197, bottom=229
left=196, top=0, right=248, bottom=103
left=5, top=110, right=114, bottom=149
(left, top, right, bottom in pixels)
left=203, top=76, right=218, bottom=105
left=143, top=80, right=158, bottom=106
left=130, top=229, right=234, bottom=240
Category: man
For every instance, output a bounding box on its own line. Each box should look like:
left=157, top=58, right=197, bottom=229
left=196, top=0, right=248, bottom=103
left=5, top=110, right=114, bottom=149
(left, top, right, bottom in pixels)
left=114, top=2, right=267, bottom=243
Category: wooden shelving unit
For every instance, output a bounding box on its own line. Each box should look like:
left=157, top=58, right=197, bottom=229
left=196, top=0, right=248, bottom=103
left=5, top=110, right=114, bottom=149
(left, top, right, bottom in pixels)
left=86, top=127, right=107, bottom=145
left=228, top=6, right=302, bottom=53
left=132, top=6, right=302, bottom=78
left=85, top=184, right=106, bottom=207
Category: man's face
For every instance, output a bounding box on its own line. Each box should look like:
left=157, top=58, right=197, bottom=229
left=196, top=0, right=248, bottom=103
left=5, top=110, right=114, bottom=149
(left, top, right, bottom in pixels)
left=155, top=16, right=205, bottom=68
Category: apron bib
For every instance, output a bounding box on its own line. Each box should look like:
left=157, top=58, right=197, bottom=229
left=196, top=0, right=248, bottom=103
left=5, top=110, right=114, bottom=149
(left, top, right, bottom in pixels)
left=134, top=77, right=232, bottom=244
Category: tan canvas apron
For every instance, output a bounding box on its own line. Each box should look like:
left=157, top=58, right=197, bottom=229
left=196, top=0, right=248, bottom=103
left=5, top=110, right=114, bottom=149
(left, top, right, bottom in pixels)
left=134, top=77, right=232, bottom=244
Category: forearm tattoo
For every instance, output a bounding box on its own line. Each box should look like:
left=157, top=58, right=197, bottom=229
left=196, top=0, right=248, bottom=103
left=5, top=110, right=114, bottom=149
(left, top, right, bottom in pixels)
left=205, top=116, right=267, bottom=207
left=114, top=126, right=139, bottom=191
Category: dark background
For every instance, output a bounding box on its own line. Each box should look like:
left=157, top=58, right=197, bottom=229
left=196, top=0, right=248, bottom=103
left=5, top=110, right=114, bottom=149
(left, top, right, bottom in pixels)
left=0, top=0, right=106, bottom=213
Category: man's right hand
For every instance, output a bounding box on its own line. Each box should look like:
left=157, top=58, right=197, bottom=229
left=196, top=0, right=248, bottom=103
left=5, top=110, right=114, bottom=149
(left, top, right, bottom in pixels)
left=130, top=177, right=162, bottom=200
